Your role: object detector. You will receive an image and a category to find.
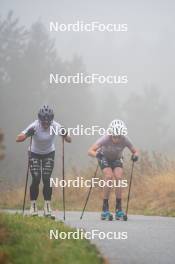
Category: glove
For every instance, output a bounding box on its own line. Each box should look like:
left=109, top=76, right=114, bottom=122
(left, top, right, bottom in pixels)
left=131, top=154, right=138, bottom=162
left=96, top=152, right=103, bottom=160
left=25, top=127, right=35, bottom=137
left=59, top=127, right=68, bottom=137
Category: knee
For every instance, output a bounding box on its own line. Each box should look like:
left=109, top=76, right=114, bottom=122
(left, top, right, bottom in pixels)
left=32, top=176, right=40, bottom=186
left=114, top=172, right=123, bottom=182
left=114, top=168, right=123, bottom=181
left=104, top=173, right=113, bottom=181
left=30, top=170, right=41, bottom=185
left=42, top=173, right=51, bottom=185
left=115, top=174, right=122, bottom=181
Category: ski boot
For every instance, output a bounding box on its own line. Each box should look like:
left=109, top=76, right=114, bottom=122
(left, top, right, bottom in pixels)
left=101, top=211, right=113, bottom=221
left=30, top=200, right=38, bottom=216
left=115, top=210, right=127, bottom=221
left=44, top=201, right=55, bottom=220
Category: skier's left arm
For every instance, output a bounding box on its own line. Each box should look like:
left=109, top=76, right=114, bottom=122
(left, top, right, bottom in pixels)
left=64, top=133, right=71, bottom=143
left=59, top=125, right=71, bottom=143
left=125, top=138, right=139, bottom=162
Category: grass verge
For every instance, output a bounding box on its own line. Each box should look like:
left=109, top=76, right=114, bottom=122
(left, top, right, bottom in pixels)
left=0, top=213, right=104, bottom=264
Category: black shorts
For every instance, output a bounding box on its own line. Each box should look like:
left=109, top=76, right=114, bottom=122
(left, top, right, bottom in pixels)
left=97, top=155, right=123, bottom=170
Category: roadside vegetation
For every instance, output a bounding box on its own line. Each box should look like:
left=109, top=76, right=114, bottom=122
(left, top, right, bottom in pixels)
left=0, top=213, right=104, bottom=264
left=1, top=151, right=175, bottom=217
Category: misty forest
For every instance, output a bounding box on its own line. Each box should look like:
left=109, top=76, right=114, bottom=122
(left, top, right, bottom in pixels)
left=0, top=12, right=175, bottom=216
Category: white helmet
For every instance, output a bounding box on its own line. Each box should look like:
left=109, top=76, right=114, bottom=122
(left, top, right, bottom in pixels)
left=108, top=119, right=127, bottom=136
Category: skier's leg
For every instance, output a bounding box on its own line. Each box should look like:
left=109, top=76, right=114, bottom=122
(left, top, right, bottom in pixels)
left=113, top=165, right=123, bottom=200
left=29, top=156, right=41, bottom=200
left=101, top=167, right=114, bottom=220
left=29, top=154, right=41, bottom=215
left=103, top=167, right=113, bottom=201
left=113, top=164, right=125, bottom=219
left=42, top=152, right=55, bottom=215
left=97, top=156, right=113, bottom=220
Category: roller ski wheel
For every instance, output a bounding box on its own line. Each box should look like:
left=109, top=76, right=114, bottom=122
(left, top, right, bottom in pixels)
left=123, top=214, right=128, bottom=221
left=31, top=214, right=38, bottom=217
left=115, top=210, right=127, bottom=221
left=101, top=211, right=113, bottom=221
left=108, top=214, right=113, bottom=221
left=44, top=214, right=55, bottom=220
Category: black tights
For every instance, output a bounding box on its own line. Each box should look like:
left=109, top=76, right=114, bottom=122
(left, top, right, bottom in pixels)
left=29, top=151, right=55, bottom=201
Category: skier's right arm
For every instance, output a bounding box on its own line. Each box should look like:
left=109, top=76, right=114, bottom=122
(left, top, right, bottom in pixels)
left=88, top=136, right=106, bottom=158
left=16, top=133, right=27, bottom=142
left=16, top=125, right=35, bottom=142
left=88, top=144, right=100, bottom=158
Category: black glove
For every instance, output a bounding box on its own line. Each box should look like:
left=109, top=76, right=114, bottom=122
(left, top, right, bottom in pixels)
left=59, top=127, right=68, bottom=137
left=25, top=127, right=35, bottom=137
left=131, top=154, right=138, bottom=162
left=96, top=152, right=103, bottom=160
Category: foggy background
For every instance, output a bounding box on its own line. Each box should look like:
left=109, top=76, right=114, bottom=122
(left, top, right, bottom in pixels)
left=0, top=0, right=175, bottom=184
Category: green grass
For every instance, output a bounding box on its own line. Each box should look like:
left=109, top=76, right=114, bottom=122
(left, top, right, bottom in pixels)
left=0, top=213, right=104, bottom=264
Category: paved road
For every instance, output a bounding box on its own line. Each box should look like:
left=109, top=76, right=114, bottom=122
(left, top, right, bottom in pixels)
left=56, top=211, right=175, bottom=264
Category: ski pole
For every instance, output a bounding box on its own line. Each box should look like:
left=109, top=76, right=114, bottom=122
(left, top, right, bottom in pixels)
left=80, top=164, right=99, bottom=220
left=22, top=136, right=32, bottom=215
left=125, top=160, right=135, bottom=217
left=62, top=136, right=66, bottom=221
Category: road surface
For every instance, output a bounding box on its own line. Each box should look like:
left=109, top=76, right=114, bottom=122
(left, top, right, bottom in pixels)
left=56, top=211, right=175, bottom=264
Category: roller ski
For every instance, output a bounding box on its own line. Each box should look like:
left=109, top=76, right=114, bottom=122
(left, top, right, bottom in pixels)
left=29, top=201, right=38, bottom=217
left=44, top=201, right=55, bottom=220
left=101, top=211, right=113, bottom=221
left=115, top=210, right=127, bottom=221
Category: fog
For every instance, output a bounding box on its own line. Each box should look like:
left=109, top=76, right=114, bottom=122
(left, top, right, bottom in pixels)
left=0, top=0, right=175, bottom=182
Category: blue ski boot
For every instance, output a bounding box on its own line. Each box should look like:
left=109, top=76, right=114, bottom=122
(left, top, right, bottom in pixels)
left=101, top=211, right=113, bottom=221
left=115, top=210, right=127, bottom=221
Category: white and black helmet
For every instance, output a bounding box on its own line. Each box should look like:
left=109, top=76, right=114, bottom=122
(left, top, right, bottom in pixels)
left=108, top=119, right=127, bottom=136
left=38, top=105, right=54, bottom=122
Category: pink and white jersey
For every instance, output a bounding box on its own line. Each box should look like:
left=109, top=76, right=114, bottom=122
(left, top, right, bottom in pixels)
left=96, top=135, right=134, bottom=161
